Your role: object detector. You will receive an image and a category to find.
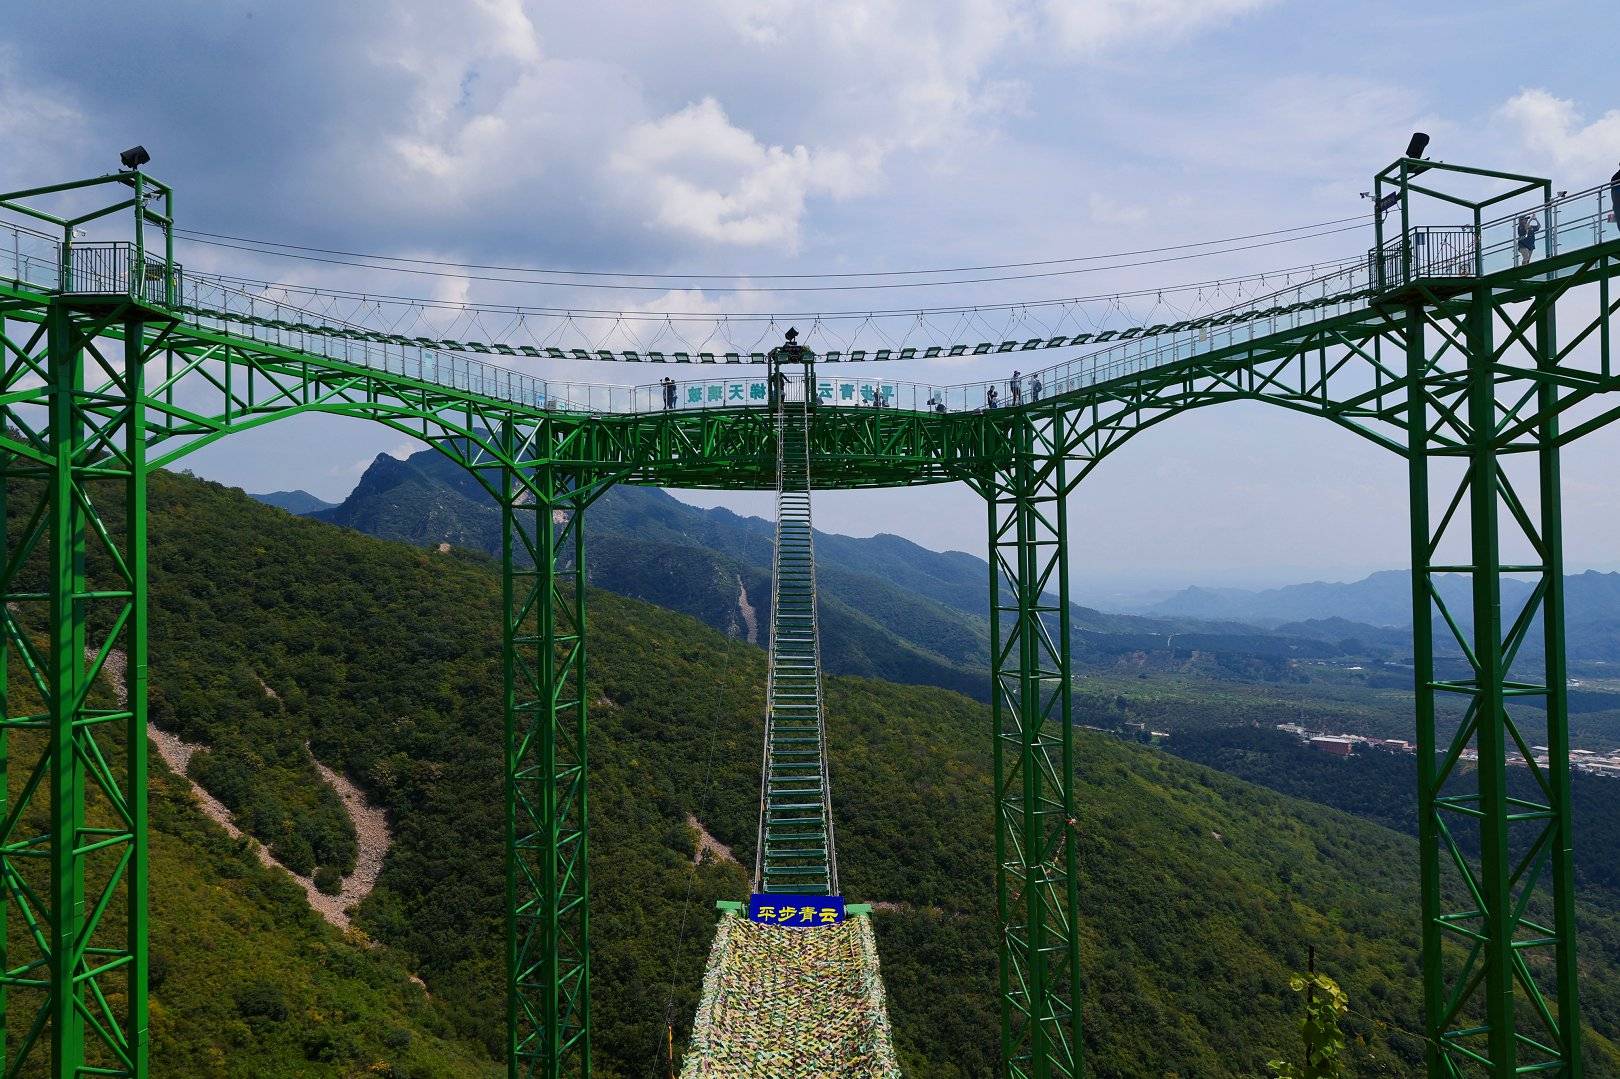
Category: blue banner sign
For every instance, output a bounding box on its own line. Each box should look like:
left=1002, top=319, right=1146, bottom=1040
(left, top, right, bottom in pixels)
left=748, top=894, right=845, bottom=927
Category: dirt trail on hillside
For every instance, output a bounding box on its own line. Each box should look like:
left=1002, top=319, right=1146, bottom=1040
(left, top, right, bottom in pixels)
left=101, top=649, right=393, bottom=930
left=737, top=577, right=760, bottom=644
left=688, top=813, right=740, bottom=867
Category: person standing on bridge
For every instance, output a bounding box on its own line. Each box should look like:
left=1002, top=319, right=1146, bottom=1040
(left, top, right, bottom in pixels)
left=662, top=376, right=676, bottom=410
left=1031, top=374, right=1043, bottom=401
left=1516, top=214, right=1541, bottom=267
left=985, top=384, right=999, bottom=409
left=1009, top=370, right=1023, bottom=404
left=1611, top=164, right=1620, bottom=231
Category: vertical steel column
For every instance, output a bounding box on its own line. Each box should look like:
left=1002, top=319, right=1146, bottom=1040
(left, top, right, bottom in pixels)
left=1533, top=292, right=1583, bottom=1076
left=1409, top=284, right=1582, bottom=1076
left=46, top=303, right=87, bottom=1077
left=1464, top=283, right=1517, bottom=1074
left=1, top=300, right=148, bottom=1077
left=986, top=409, right=1082, bottom=1079
left=0, top=436, right=8, bottom=1077
left=501, top=436, right=590, bottom=1079
left=122, top=316, right=151, bottom=1075
left=1405, top=303, right=1447, bottom=1078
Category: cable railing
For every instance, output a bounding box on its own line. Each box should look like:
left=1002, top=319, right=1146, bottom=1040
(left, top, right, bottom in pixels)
left=5, top=175, right=1618, bottom=418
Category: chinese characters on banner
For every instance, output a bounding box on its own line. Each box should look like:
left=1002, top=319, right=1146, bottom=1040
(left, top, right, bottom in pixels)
left=748, top=893, right=846, bottom=927
left=672, top=381, right=906, bottom=409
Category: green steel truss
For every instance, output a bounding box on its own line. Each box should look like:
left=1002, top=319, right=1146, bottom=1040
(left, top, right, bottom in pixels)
left=981, top=409, right=1082, bottom=1078
left=0, top=160, right=1617, bottom=1077
left=1, top=298, right=153, bottom=1077
left=1402, top=280, right=1583, bottom=1075
left=495, top=434, right=592, bottom=1076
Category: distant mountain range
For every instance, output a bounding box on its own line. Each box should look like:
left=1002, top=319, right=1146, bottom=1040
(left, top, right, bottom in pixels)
left=251, top=447, right=1388, bottom=699
left=1144, top=568, right=1620, bottom=627
left=1140, top=570, right=1620, bottom=673
left=252, top=489, right=337, bottom=514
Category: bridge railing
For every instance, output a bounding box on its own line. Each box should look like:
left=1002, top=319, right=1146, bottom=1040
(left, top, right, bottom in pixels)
left=1479, top=180, right=1620, bottom=274
left=988, top=257, right=1375, bottom=406
left=6, top=176, right=1618, bottom=418
left=0, top=218, right=68, bottom=293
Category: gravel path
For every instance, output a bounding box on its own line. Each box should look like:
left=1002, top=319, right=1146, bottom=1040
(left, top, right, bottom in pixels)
left=101, top=649, right=394, bottom=931
left=688, top=813, right=739, bottom=867
left=736, top=577, right=759, bottom=645
left=309, top=752, right=391, bottom=926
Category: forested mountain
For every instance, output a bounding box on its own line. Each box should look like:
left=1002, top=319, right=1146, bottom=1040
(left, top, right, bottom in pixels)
left=44, top=470, right=1619, bottom=1075
left=1166, top=726, right=1620, bottom=1050
left=288, top=446, right=1390, bottom=700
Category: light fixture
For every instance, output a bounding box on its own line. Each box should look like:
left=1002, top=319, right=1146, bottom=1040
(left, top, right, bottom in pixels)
left=119, top=145, right=150, bottom=170
left=1405, top=132, right=1430, bottom=159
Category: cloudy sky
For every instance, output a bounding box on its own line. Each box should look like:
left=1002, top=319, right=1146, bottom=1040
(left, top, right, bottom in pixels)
left=8, top=1, right=1620, bottom=594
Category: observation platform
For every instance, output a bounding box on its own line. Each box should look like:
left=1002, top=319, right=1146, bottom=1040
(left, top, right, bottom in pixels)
left=682, top=913, right=901, bottom=1079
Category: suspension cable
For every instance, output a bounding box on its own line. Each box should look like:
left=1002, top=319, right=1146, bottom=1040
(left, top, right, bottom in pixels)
left=172, top=222, right=1370, bottom=294
left=182, top=253, right=1363, bottom=324
left=172, top=213, right=1369, bottom=282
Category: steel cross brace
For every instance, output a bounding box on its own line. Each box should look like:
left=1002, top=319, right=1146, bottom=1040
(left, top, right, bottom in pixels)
left=499, top=424, right=591, bottom=1079
left=983, top=408, right=1083, bottom=1079
left=1405, top=283, right=1583, bottom=1078
left=1, top=298, right=150, bottom=1078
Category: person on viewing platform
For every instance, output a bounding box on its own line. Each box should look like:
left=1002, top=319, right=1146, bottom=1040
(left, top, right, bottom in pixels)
left=1516, top=214, right=1541, bottom=266
left=1031, top=375, right=1043, bottom=400
left=1611, top=164, right=1620, bottom=227
left=986, top=385, right=999, bottom=409
left=1009, top=370, right=1023, bottom=404
left=661, top=376, right=676, bottom=410
left=769, top=367, right=787, bottom=408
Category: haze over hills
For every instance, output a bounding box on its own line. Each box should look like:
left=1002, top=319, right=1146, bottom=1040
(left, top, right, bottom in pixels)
left=1137, top=568, right=1620, bottom=634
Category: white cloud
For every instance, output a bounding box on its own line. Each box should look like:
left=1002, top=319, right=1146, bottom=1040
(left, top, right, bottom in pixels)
left=1041, top=0, right=1278, bottom=51
left=611, top=98, right=879, bottom=248
left=1498, top=90, right=1620, bottom=177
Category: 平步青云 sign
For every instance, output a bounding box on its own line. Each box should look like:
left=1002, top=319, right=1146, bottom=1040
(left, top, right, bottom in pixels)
left=748, top=894, right=845, bottom=927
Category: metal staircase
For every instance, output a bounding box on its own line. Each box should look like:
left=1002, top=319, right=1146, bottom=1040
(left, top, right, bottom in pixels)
left=753, top=400, right=839, bottom=896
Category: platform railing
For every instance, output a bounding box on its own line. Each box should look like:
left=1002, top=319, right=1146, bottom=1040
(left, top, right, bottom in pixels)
left=58, top=241, right=183, bottom=305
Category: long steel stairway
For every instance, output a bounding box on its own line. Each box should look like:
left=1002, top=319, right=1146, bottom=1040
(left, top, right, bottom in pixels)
left=753, top=399, right=839, bottom=896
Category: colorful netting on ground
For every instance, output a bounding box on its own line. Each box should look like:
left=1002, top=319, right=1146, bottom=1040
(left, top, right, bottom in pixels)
left=681, top=913, right=902, bottom=1078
